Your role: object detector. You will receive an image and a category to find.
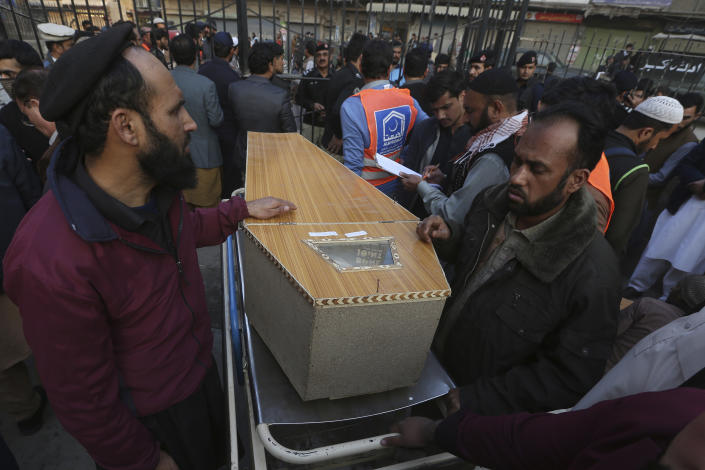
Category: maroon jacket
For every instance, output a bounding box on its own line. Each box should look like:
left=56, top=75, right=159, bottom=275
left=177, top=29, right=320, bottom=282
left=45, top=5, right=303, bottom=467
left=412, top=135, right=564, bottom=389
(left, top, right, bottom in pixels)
left=3, top=139, right=249, bottom=470
left=435, top=387, right=705, bottom=469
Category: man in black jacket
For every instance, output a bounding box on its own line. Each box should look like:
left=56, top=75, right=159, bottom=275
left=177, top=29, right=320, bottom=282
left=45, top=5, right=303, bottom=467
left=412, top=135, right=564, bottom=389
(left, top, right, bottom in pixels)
left=418, top=102, right=621, bottom=415
left=296, top=43, right=332, bottom=145
left=321, top=33, right=367, bottom=154
left=228, top=42, right=295, bottom=185
left=399, top=70, right=470, bottom=217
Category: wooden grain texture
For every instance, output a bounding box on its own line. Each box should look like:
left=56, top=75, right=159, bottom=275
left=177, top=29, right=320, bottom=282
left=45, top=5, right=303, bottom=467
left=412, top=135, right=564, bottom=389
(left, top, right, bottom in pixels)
left=244, top=132, right=416, bottom=225
left=246, top=222, right=450, bottom=304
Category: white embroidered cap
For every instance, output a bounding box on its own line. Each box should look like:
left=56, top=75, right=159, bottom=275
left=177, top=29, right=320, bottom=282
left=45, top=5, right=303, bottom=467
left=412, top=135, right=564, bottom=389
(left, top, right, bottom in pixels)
left=635, top=96, right=684, bottom=125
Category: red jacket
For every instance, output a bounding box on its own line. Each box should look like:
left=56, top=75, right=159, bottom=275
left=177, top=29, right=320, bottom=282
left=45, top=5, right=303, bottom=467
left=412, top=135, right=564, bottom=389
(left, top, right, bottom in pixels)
left=435, top=387, right=705, bottom=469
left=3, top=139, right=248, bottom=470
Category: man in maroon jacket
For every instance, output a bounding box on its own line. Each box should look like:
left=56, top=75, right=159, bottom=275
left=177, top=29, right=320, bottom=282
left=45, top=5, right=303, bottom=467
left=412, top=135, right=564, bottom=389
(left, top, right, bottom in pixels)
left=2, top=24, right=295, bottom=470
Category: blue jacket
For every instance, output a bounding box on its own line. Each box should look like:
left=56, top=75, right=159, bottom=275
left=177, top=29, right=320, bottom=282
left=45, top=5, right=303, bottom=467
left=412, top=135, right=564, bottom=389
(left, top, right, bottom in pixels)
left=341, top=80, right=428, bottom=175
left=0, top=125, right=41, bottom=292
left=198, top=57, right=241, bottom=127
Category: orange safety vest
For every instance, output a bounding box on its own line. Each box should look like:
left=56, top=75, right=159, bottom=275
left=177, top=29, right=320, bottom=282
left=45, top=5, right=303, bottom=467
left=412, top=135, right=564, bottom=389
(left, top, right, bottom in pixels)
left=588, top=153, right=615, bottom=231
left=356, top=87, right=418, bottom=186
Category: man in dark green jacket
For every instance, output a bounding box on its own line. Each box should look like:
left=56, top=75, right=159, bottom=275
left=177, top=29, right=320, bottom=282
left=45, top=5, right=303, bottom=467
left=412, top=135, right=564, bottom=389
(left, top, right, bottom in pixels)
left=418, top=102, right=621, bottom=415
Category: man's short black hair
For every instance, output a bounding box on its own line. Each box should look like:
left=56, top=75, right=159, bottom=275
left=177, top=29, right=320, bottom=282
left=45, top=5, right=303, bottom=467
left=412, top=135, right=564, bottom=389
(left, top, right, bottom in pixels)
left=426, top=70, right=464, bottom=103
left=151, top=28, right=168, bottom=44
left=344, top=33, right=368, bottom=63
left=184, top=22, right=202, bottom=40
left=76, top=51, right=152, bottom=156
left=0, top=40, right=42, bottom=68
left=82, top=19, right=92, bottom=27
left=171, top=33, right=197, bottom=66
left=305, top=40, right=316, bottom=56
left=214, top=38, right=232, bottom=58
left=392, top=40, right=403, bottom=49
left=12, top=67, right=48, bottom=102
left=361, top=39, right=392, bottom=80
left=248, top=42, right=275, bottom=74
left=435, top=53, right=450, bottom=66
left=541, top=76, right=617, bottom=129
left=622, top=110, right=673, bottom=134
left=678, top=92, right=704, bottom=114
left=636, top=77, right=654, bottom=94
left=654, top=85, right=672, bottom=96
left=269, top=42, right=283, bottom=57
left=532, top=101, right=606, bottom=172
left=403, top=47, right=427, bottom=78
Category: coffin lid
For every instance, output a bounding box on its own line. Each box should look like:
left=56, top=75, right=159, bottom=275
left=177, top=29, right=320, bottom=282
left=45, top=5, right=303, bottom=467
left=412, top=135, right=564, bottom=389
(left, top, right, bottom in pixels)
left=244, top=132, right=450, bottom=306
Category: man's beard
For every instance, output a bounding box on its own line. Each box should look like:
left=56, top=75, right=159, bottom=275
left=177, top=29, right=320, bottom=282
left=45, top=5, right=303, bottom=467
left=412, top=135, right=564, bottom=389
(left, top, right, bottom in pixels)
left=508, top=170, right=569, bottom=217
left=137, top=114, right=197, bottom=191
left=476, top=106, right=492, bottom=132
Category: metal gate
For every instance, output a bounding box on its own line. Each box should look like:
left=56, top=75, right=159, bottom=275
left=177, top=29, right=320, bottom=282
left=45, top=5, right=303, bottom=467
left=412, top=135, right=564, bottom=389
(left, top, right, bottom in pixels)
left=1, top=0, right=531, bottom=72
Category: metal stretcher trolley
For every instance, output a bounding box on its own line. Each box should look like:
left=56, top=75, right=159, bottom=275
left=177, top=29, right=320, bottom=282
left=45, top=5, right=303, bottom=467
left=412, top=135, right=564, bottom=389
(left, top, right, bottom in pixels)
left=222, top=133, right=464, bottom=469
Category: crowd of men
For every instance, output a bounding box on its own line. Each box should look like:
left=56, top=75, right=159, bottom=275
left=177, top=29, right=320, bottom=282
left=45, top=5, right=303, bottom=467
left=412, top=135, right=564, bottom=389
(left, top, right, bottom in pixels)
left=1, top=16, right=705, bottom=470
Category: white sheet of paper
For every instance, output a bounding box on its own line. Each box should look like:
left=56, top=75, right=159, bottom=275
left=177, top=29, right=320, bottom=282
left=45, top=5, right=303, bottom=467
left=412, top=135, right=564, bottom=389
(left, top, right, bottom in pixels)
left=308, top=231, right=338, bottom=237
left=345, top=231, right=368, bottom=238
left=374, top=153, right=422, bottom=178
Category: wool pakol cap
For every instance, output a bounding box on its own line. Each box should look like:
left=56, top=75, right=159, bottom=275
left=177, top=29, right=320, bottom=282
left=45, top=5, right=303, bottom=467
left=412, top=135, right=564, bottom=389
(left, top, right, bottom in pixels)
left=468, top=68, right=518, bottom=95
left=635, top=96, right=684, bottom=125
left=469, top=50, right=494, bottom=65
left=517, top=50, right=537, bottom=67
left=38, top=23, right=75, bottom=43
left=40, top=22, right=135, bottom=133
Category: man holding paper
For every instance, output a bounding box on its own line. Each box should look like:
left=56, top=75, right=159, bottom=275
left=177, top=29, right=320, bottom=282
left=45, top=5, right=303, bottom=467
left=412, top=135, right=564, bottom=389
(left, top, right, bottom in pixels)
left=400, top=69, right=526, bottom=226
left=341, top=39, right=428, bottom=199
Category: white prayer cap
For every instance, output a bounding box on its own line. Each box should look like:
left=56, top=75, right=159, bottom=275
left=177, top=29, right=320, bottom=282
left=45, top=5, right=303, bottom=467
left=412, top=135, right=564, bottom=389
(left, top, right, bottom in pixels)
left=635, top=96, right=684, bottom=125
left=37, top=23, right=75, bottom=43
left=153, top=17, right=165, bottom=24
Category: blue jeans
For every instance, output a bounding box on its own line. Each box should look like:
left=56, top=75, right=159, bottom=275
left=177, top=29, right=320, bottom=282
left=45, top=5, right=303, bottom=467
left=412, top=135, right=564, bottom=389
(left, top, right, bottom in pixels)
left=376, top=178, right=401, bottom=201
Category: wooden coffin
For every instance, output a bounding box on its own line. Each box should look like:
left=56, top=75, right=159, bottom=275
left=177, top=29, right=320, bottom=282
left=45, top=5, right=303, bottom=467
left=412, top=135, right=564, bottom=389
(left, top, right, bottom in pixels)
left=242, top=132, right=450, bottom=400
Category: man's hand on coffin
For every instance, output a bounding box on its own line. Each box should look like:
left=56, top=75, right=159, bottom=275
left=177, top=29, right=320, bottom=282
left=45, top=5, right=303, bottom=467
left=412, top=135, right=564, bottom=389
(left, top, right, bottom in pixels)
left=155, top=451, right=179, bottom=470
left=445, top=388, right=461, bottom=415
left=417, top=215, right=450, bottom=242
left=380, top=417, right=439, bottom=448
left=400, top=172, right=421, bottom=191
left=246, top=197, right=298, bottom=218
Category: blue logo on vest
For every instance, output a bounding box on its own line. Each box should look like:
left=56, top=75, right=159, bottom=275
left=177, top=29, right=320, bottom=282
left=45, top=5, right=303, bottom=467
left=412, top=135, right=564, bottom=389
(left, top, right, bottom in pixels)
left=374, top=105, right=411, bottom=156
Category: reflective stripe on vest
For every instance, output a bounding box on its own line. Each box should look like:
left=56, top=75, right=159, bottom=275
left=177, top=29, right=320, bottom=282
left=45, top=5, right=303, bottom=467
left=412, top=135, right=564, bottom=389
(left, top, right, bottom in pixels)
left=587, top=153, right=615, bottom=232
left=356, top=87, right=418, bottom=186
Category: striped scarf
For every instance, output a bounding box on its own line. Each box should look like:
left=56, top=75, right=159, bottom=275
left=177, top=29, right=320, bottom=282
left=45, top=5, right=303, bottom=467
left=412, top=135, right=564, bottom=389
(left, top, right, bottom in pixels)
left=451, top=110, right=529, bottom=193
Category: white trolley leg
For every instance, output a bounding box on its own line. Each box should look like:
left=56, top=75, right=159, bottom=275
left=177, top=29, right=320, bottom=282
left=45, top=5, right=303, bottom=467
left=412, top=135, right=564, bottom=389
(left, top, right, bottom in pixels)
left=256, top=423, right=396, bottom=464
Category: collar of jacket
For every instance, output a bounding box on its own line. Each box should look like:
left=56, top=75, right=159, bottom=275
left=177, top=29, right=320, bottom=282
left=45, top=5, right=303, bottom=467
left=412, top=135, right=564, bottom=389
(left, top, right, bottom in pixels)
left=482, top=182, right=597, bottom=283
left=174, top=64, right=196, bottom=74
left=346, top=63, right=362, bottom=79
left=248, top=75, right=272, bottom=84
left=361, top=79, right=392, bottom=91
left=46, top=137, right=179, bottom=250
